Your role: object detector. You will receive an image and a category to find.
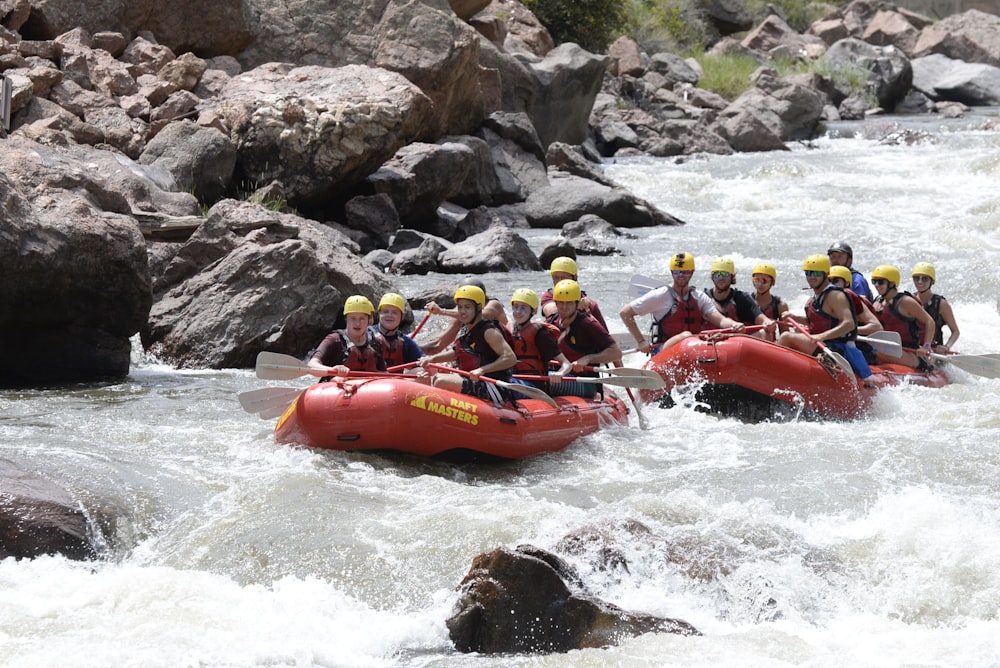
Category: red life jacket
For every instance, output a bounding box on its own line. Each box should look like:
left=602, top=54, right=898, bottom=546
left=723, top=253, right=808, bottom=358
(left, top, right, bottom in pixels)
left=706, top=288, right=738, bottom=320
left=511, top=321, right=560, bottom=374
left=873, top=292, right=922, bottom=348
left=756, top=294, right=784, bottom=320
left=652, top=289, right=706, bottom=343
left=805, top=284, right=857, bottom=343
left=334, top=330, right=383, bottom=371
left=453, top=319, right=513, bottom=379
left=373, top=329, right=406, bottom=368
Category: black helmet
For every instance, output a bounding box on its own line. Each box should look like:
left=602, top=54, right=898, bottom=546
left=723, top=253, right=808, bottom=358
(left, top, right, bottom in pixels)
left=827, top=241, right=853, bottom=258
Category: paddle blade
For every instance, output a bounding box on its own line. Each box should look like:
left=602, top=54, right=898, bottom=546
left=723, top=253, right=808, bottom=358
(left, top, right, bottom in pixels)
left=934, top=354, right=1000, bottom=379
left=238, top=387, right=302, bottom=416
left=858, top=335, right=902, bottom=358
left=590, top=375, right=665, bottom=390
left=498, top=380, right=558, bottom=408
left=628, top=273, right=667, bottom=300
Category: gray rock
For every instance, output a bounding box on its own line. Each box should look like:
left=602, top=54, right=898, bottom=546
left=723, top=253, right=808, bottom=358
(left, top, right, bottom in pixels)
left=447, top=545, right=700, bottom=654
left=437, top=225, right=541, bottom=273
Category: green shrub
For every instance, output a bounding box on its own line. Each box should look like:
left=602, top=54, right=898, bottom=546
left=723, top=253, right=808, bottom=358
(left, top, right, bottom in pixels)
left=623, top=0, right=710, bottom=54
left=521, top=0, right=630, bottom=52
left=743, top=0, right=842, bottom=33
left=694, top=51, right=762, bottom=100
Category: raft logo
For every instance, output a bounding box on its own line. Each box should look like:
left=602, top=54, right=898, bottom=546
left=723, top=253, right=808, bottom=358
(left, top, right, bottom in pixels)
left=409, top=393, right=479, bottom=425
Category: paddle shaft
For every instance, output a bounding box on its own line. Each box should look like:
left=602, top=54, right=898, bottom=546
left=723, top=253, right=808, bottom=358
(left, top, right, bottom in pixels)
left=411, top=312, right=431, bottom=336
left=425, top=363, right=558, bottom=407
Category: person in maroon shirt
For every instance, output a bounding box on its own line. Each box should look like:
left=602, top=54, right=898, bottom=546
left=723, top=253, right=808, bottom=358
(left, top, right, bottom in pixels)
left=548, top=280, right=621, bottom=398
left=539, top=256, right=609, bottom=331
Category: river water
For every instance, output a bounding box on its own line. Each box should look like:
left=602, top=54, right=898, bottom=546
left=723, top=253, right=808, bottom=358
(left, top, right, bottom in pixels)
left=2, top=111, right=999, bottom=667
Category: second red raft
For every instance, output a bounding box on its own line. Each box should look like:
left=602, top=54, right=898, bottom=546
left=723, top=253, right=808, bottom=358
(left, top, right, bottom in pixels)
left=638, top=333, right=952, bottom=422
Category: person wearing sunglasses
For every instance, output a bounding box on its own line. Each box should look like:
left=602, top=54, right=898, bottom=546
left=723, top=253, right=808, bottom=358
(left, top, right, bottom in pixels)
left=778, top=254, right=872, bottom=378
left=620, top=252, right=745, bottom=355
left=911, top=262, right=960, bottom=352
left=750, top=262, right=788, bottom=342
left=870, top=265, right=937, bottom=370
left=827, top=240, right=873, bottom=301
left=704, top=257, right=777, bottom=339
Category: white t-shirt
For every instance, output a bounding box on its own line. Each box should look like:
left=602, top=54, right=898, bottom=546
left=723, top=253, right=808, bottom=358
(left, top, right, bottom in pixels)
left=629, top=285, right=719, bottom=323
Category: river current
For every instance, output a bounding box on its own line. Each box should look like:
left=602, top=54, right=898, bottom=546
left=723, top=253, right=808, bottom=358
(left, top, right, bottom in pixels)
left=2, top=110, right=999, bottom=667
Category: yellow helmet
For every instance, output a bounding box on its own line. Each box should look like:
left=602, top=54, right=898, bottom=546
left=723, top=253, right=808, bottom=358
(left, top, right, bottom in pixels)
left=871, top=265, right=900, bottom=287
left=549, top=256, right=578, bottom=277
left=454, top=284, right=486, bottom=307
left=828, top=265, right=852, bottom=286
left=552, top=279, right=582, bottom=302
left=343, top=295, right=375, bottom=316
left=510, top=288, right=539, bottom=312
left=802, top=254, right=831, bottom=274
left=751, top=262, right=777, bottom=284
left=710, top=257, right=735, bottom=274
left=669, top=252, right=695, bottom=272
left=377, top=292, right=406, bottom=314
left=911, top=261, right=936, bottom=283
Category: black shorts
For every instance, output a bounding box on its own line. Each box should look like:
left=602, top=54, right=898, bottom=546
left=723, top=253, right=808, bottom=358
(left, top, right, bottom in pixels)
left=461, top=378, right=511, bottom=404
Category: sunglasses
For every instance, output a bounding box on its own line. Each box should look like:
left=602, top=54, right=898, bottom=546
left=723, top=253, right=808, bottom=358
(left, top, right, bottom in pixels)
left=872, top=278, right=888, bottom=286
left=913, top=275, right=932, bottom=283
left=804, top=270, right=825, bottom=278
left=671, top=270, right=693, bottom=277
left=752, top=276, right=770, bottom=284
left=712, top=271, right=731, bottom=279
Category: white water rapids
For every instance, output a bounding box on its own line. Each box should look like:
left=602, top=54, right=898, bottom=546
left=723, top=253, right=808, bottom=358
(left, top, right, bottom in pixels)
left=2, top=110, right=999, bottom=667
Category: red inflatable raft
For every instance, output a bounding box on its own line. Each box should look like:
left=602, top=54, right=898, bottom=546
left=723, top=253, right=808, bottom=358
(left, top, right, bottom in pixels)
left=638, top=333, right=951, bottom=421
left=274, top=376, right=630, bottom=458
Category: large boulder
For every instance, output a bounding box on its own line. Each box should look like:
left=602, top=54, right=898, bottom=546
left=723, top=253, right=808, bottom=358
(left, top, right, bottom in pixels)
left=209, top=63, right=435, bottom=213
left=523, top=43, right=609, bottom=148
left=142, top=199, right=395, bottom=367
left=0, top=139, right=167, bottom=385
left=712, top=69, right=826, bottom=148
left=0, top=459, right=112, bottom=560
left=911, top=53, right=1000, bottom=105
left=525, top=174, right=686, bottom=228
left=822, top=37, right=913, bottom=111
left=913, top=9, right=1000, bottom=67
left=447, top=545, right=699, bottom=653
left=138, top=120, right=237, bottom=203
left=436, top=225, right=541, bottom=273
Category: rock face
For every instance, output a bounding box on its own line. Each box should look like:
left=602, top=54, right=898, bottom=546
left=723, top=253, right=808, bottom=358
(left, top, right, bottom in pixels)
left=143, top=199, right=395, bottom=368
left=0, top=139, right=155, bottom=384
left=447, top=544, right=700, bottom=653
left=212, top=63, right=436, bottom=212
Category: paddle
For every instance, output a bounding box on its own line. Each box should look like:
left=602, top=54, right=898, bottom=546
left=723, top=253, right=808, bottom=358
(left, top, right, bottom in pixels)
left=548, top=362, right=660, bottom=380
left=858, top=331, right=902, bottom=358
left=902, top=348, right=1000, bottom=379
left=513, top=373, right=665, bottom=390
left=412, top=312, right=431, bottom=336
left=785, top=319, right=859, bottom=389
left=255, top=351, right=417, bottom=380
left=238, top=387, right=303, bottom=418
left=628, top=273, right=666, bottom=299
left=425, top=363, right=559, bottom=408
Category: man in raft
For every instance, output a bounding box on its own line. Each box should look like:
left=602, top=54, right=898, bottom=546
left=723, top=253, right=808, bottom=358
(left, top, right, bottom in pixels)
left=619, top=252, right=746, bottom=355
left=418, top=284, right=517, bottom=404
left=778, top=254, right=871, bottom=378
left=549, top=279, right=622, bottom=398
left=308, top=295, right=387, bottom=377
left=539, top=256, right=609, bottom=331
